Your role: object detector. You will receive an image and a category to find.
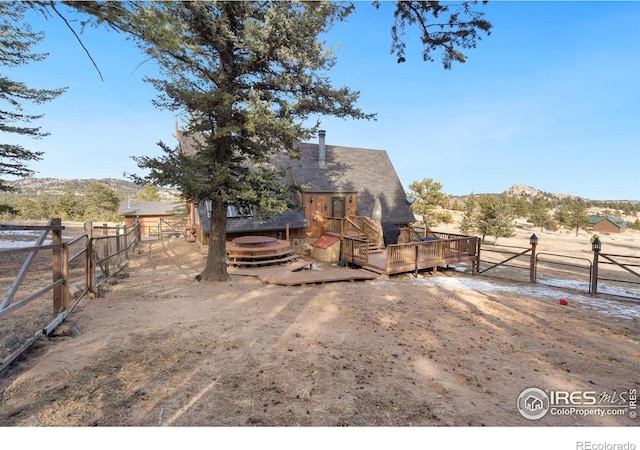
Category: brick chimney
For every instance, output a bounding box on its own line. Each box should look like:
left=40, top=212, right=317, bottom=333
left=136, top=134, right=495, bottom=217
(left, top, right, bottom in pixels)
left=318, top=130, right=326, bottom=169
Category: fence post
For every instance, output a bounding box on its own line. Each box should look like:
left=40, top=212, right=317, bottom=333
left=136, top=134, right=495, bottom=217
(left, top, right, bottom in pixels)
left=84, top=222, right=96, bottom=295
left=116, top=224, right=122, bottom=270
left=474, top=237, right=481, bottom=274
left=51, top=218, right=65, bottom=313
left=135, top=217, right=141, bottom=243
left=61, top=243, right=69, bottom=311
left=102, top=223, right=110, bottom=278
left=529, top=234, right=538, bottom=283
left=590, top=238, right=601, bottom=295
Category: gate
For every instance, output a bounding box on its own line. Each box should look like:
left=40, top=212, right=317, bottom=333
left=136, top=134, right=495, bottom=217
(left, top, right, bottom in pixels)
left=592, top=252, right=640, bottom=300
left=535, top=253, right=592, bottom=293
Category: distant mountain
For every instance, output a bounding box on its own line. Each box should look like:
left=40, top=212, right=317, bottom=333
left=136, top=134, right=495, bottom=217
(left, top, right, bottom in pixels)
left=450, top=184, right=638, bottom=206
left=503, top=184, right=579, bottom=201
left=1, top=178, right=180, bottom=201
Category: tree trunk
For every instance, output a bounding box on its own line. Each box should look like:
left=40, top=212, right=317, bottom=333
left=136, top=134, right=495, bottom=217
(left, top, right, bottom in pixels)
left=199, top=197, right=230, bottom=282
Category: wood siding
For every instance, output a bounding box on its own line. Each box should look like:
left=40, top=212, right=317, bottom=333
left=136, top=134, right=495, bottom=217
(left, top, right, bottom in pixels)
left=593, top=219, right=625, bottom=233
left=303, top=192, right=357, bottom=237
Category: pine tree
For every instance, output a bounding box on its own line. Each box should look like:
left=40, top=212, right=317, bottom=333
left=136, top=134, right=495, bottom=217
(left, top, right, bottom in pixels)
left=477, top=194, right=515, bottom=244
left=83, top=182, right=121, bottom=222
left=529, top=197, right=550, bottom=231
left=566, top=199, right=590, bottom=236
left=459, top=194, right=478, bottom=235
left=136, top=183, right=161, bottom=202
left=0, top=3, right=66, bottom=191
left=408, top=178, right=451, bottom=227
left=55, top=184, right=84, bottom=220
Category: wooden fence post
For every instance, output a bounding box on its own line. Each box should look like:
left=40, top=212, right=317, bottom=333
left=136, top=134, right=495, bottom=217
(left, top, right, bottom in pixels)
left=84, top=222, right=96, bottom=295
left=116, top=224, right=122, bottom=270
left=591, top=238, right=601, bottom=295
left=61, top=243, right=69, bottom=311
left=51, top=218, right=65, bottom=313
left=529, top=235, right=538, bottom=283
left=102, top=223, right=110, bottom=278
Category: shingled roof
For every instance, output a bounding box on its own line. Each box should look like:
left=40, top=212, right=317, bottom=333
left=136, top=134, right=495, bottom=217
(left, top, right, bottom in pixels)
left=176, top=129, right=415, bottom=228
left=118, top=201, right=180, bottom=217
left=272, top=141, right=415, bottom=224
left=197, top=204, right=307, bottom=234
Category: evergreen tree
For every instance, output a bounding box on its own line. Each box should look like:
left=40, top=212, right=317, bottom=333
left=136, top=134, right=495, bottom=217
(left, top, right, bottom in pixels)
left=12, top=197, right=38, bottom=219
left=55, top=184, right=84, bottom=220
left=529, top=197, right=549, bottom=231
left=409, top=178, right=451, bottom=227
left=136, top=183, right=161, bottom=201
left=476, top=194, right=515, bottom=244
left=566, top=199, right=590, bottom=236
left=83, top=182, right=121, bottom=221
left=459, top=194, right=477, bottom=235
left=554, top=201, right=570, bottom=228
left=0, top=3, right=66, bottom=191
left=510, top=196, right=529, bottom=218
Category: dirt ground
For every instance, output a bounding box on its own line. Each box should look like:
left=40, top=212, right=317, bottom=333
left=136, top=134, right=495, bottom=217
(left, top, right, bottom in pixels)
left=1, top=225, right=639, bottom=428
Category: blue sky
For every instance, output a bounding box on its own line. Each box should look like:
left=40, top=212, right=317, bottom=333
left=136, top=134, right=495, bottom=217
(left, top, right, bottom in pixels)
left=6, top=1, right=640, bottom=200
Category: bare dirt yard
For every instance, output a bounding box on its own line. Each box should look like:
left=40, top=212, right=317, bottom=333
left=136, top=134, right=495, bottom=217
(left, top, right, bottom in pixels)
left=0, top=227, right=639, bottom=428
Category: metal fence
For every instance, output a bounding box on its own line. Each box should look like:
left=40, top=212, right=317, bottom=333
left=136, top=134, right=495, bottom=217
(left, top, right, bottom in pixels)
left=535, top=253, right=592, bottom=293
left=477, top=244, right=532, bottom=284
left=594, top=252, right=640, bottom=300
left=475, top=238, right=639, bottom=300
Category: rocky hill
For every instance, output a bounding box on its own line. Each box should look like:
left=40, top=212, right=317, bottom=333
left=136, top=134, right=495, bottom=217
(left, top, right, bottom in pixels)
left=0, top=178, right=180, bottom=201
left=503, top=184, right=579, bottom=201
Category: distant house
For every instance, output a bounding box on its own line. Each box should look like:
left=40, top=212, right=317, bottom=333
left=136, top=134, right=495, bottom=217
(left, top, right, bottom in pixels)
left=589, top=216, right=627, bottom=234
left=177, top=129, right=415, bottom=247
left=118, top=200, right=184, bottom=238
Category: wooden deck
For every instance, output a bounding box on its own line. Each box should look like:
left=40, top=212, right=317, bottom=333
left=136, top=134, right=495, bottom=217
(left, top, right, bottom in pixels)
left=343, top=232, right=480, bottom=276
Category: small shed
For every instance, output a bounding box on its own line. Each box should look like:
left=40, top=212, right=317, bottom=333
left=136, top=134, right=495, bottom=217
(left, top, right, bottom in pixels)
left=118, top=200, right=183, bottom=238
left=310, top=235, right=341, bottom=262
left=589, top=216, right=627, bottom=234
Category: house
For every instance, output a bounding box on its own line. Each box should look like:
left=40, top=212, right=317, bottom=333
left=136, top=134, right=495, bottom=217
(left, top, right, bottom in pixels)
left=177, top=129, right=415, bottom=248
left=118, top=200, right=185, bottom=238
left=589, top=216, right=627, bottom=234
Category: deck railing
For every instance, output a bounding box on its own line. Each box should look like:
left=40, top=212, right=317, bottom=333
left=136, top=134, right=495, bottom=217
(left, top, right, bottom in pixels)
left=386, top=235, right=479, bottom=275
left=341, top=235, right=370, bottom=267
left=322, top=215, right=383, bottom=251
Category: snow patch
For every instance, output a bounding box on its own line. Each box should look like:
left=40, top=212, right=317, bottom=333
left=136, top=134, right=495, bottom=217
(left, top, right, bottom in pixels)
left=366, top=274, right=640, bottom=321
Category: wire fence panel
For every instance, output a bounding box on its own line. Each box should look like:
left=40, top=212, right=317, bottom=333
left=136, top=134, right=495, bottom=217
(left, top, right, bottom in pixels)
left=596, top=253, right=640, bottom=300
left=477, top=245, right=531, bottom=283
left=536, top=253, right=592, bottom=293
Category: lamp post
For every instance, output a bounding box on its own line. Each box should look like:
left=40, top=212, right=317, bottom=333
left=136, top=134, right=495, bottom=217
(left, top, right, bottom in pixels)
left=591, top=237, right=601, bottom=295
left=529, top=233, right=538, bottom=283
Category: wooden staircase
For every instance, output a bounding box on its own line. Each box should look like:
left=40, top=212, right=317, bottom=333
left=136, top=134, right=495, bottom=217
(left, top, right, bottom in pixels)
left=226, top=240, right=298, bottom=267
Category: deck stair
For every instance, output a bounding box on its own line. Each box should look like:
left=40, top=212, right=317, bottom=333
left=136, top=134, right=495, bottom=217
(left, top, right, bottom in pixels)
left=226, top=237, right=298, bottom=268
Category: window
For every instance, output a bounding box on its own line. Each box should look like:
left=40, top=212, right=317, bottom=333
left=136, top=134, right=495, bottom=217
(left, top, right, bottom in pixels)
left=227, top=205, right=254, bottom=218
left=331, top=197, right=346, bottom=218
